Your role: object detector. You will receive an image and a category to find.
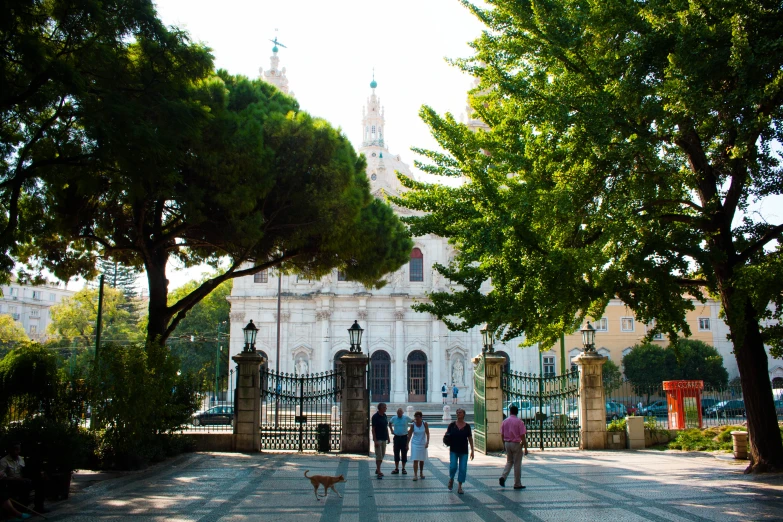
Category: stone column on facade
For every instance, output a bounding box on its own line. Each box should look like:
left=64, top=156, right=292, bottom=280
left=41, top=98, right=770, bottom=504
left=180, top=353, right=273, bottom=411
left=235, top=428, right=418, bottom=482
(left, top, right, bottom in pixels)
left=232, top=351, right=265, bottom=452
left=474, top=353, right=506, bottom=452
left=573, top=351, right=607, bottom=450
left=431, top=314, right=441, bottom=399
left=317, top=308, right=331, bottom=372
left=340, top=352, right=370, bottom=454
left=393, top=306, right=406, bottom=402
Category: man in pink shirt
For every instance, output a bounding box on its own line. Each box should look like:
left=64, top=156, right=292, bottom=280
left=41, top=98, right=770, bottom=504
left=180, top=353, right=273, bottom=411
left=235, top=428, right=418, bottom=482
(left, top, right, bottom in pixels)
left=499, top=404, right=527, bottom=489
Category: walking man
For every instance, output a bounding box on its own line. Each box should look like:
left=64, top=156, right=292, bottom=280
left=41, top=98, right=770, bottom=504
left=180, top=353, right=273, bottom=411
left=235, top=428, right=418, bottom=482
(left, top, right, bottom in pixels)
left=452, top=383, right=459, bottom=404
left=442, top=383, right=448, bottom=404
left=499, top=404, right=527, bottom=490
left=371, top=403, right=389, bottom=479
left=388, top=408, right=412, bottom=474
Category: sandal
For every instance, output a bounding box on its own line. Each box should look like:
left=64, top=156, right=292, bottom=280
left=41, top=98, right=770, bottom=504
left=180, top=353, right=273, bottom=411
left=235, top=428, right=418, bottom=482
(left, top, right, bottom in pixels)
left=413, top=476, right=418, bottom=481
left=448, top=479, right=453, bottom=490
left=391, top=469, right=399, bottom=474
left=419, top=475, right=425, bottom=479
left=458, top=487, right=464, bottom=495
left=402, top=469, right=407, bottom=475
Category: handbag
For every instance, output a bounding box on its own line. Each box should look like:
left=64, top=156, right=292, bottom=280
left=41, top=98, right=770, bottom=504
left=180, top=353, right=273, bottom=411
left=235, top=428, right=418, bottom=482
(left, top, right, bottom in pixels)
left=443, top=422, right=454, bottom=446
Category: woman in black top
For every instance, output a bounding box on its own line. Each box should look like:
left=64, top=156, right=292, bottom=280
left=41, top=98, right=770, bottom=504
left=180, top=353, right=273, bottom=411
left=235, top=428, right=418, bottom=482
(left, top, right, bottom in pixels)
left=445, top=407, right=474, bottom=494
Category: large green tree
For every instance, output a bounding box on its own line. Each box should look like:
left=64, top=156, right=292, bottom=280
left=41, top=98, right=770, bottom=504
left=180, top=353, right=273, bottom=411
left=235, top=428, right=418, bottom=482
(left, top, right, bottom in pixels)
left=623, top=340, right=729, bottom=390
left=0, top=0, right=202, bottom=281
left=29, top=70, right=411, bottom=343
left=47, top=287, right=141, bottom=347
left=396, top=0, right=783, bottom=471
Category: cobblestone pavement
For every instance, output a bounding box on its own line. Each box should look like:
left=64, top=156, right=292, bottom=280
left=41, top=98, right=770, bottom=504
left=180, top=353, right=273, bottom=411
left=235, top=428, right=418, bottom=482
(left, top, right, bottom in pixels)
left=48, top=428, right=782, bottom=522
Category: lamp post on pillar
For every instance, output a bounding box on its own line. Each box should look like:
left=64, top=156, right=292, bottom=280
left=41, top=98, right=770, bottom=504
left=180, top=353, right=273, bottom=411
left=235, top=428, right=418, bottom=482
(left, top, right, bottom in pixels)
left=232, top=319, right=264, bottom=452
left=573, top=320, right=607, bottom=450
left=340, top=320, right=370, bottom=454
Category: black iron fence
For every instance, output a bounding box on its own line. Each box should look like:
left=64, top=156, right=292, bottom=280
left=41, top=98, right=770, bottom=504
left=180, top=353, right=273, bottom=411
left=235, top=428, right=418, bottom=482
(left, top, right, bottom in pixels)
left=605, top=380, right=783, bottom=429
left=259, top=368, right=343, bottom=452
left=1, top=380, right=89, bottom=427
left=502, top=369, right=581, bottom=449
left=186, top=369, right=236, bottom=433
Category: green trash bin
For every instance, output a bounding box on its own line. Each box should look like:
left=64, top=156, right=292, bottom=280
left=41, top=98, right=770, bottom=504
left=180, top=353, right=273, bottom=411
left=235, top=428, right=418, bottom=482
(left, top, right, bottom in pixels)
left=316, top=423, right=331, bottom=453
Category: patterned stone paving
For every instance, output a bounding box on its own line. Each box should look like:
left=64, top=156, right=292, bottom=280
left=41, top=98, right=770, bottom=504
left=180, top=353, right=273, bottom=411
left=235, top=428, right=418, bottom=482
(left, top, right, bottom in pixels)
left=46, top=428, right=782, bottom=521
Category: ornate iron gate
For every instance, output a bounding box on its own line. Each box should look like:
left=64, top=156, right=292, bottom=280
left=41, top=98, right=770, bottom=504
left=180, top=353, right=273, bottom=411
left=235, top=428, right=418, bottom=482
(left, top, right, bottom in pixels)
left=473, top=355, right=487, bottom=453
left=502, top=369, right=580, bottom=449
left=260, top=368, right=344, bottom=451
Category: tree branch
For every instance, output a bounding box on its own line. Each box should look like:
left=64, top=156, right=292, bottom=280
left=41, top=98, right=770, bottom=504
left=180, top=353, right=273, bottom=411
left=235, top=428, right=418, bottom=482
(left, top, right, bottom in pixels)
left=735, top=223, right=783, bottom=267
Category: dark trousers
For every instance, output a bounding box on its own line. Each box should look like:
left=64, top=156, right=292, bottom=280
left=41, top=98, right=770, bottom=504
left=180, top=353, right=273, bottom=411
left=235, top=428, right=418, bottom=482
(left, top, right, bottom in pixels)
left=3, top=477, right=45, bottom=509
left=392, top=435, right=408, bottom=465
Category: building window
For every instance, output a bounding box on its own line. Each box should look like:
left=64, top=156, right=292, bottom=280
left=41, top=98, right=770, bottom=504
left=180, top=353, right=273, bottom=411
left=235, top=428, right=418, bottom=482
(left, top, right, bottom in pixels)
left=32, top=290, right=42, bottom=300
left=595, top=318, right=608, bottom=331
left=29, top=309, right=39, bottom=318
left=253, top=270, right=268, bottom=283
left=409, top=248, right=424, bottom=282
left=620, top=317, right=634, bottom=332
left=337, top=270, right=347, bottom=281
left=647, top=319, right=663, bottom=340
left=598, top=348, right=611, bottom=360
left=622, top=348, right=632, bottom=358
left=698, top=317, right=711, bottom=331
left=543, top=355, right=555, bottom=377
left=29, top=325, right=37, bottom=334
left=49, top=293, right=56, bottom=302
left=9, top=288, right=17, bottom=297
left=372, top=125, right=376, bottom=135
left=8, top=306, right=16, bottom=314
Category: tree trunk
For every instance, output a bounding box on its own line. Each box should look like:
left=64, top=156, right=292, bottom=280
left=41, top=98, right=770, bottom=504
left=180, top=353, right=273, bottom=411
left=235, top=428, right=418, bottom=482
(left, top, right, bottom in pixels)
left=718, top=282, right=783, bottom=473
left=145, top=249, right=172, bottom=345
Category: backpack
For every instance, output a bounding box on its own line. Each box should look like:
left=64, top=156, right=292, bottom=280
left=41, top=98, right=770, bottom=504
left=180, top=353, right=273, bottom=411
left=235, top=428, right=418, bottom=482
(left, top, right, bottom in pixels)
left=442, top=385, right=447, bottom=393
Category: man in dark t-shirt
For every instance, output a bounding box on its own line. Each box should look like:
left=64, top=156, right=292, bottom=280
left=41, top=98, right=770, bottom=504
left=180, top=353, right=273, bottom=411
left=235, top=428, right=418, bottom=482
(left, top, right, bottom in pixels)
left=371, top=403, right=389, bottom=479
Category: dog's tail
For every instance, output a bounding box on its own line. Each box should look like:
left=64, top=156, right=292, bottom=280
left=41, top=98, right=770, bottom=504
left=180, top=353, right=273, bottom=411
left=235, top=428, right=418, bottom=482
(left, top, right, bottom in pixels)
left=304, top=470, right=310, bottom=478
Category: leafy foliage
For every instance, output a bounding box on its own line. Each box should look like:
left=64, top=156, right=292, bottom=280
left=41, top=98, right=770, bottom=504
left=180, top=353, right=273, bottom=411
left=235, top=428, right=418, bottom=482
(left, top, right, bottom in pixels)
left=602, top=359, right=623, bottom=394
left=47, top=287, right=142, bottom=347
left=395, top=0, right=783, bottom=470
left=91, top=342, right=199, bottom=469
left=0, top=315, right=30, bottom=357
left=623, top=340, right=728, bottom=390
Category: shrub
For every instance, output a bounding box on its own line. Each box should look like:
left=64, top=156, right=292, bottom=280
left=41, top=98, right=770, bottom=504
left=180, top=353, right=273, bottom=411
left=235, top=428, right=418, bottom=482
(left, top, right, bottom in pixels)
left=668, top=429, right=721, bottom=451
left=607, top=418, right=627, bottom=432
left=0, top=416, right=97, bottom=473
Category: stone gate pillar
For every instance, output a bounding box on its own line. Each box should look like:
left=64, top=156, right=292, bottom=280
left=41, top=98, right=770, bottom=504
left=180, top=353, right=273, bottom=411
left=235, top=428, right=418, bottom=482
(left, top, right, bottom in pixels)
left=340, top=352, right=370, bottom=454
left=573, top=351, right=607, bottom=450
left=232, top=351, right=265, bottom=452
left=473, top=353, right=506, bottom=453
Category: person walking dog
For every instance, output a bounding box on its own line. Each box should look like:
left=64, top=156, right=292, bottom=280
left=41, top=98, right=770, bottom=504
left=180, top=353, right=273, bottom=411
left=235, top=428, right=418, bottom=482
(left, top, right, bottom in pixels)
left=499, top=404, right=527, bottom=490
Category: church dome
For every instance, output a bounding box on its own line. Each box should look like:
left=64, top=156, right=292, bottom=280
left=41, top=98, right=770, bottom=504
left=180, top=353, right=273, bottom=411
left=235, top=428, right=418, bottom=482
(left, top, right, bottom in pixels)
left=370, top=79, right=377, bottom=89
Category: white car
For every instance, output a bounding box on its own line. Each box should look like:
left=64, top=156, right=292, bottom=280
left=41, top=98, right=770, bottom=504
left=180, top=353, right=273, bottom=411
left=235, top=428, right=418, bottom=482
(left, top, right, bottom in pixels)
left=503, top=400, right=552, bottom=421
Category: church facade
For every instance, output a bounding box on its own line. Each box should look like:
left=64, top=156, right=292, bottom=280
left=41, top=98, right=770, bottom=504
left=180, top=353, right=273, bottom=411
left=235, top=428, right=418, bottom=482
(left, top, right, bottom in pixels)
left=226, top=46, right=538, bottom=404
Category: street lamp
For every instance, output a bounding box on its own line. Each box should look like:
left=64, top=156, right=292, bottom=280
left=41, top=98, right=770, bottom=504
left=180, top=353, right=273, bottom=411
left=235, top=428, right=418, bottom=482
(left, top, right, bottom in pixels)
left=243, top=319, right=259, bottom=353
left=480, top=324, right=494, bottom=353
left=348, top=320, right=364, bottom=353
left=581, top=321, right=596, bottom=353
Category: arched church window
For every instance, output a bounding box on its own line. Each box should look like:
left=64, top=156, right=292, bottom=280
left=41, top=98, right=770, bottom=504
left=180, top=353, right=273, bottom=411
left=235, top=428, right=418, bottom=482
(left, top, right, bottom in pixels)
left=371, top=174, right=377, bottom=181
left=372, top=125, right=376, bottom=135
left=409, top=248, right=424, bottom=282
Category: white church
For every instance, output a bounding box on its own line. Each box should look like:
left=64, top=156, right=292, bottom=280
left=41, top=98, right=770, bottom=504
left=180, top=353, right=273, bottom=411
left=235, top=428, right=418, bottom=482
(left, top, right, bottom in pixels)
left=226, top=44, right=540, bottom=404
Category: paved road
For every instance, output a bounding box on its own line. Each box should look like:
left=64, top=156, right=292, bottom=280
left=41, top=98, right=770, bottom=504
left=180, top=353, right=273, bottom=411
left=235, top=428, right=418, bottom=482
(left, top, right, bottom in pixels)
left=48, top=428, right=782, bottom=522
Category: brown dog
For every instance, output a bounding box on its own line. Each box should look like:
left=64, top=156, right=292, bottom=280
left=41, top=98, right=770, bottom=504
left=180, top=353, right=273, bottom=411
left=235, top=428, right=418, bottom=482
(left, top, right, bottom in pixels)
left=304, top=470, right=346, bottom=501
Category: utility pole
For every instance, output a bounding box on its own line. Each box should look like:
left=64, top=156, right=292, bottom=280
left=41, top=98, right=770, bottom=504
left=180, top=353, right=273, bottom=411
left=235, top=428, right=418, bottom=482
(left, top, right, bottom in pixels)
left=275, top=271, right=282, bottom=428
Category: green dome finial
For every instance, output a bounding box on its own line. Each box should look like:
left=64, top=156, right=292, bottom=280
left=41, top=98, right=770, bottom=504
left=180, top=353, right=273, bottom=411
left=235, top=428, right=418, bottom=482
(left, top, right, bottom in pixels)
left=272, top=45, right=279, bottom=53
left=370, top=68, right=377, bottom=89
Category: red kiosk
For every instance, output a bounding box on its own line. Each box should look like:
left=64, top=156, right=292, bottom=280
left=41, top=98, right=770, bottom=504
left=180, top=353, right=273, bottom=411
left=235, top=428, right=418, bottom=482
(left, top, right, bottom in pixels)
left=663, top=380, right=704, bottom=429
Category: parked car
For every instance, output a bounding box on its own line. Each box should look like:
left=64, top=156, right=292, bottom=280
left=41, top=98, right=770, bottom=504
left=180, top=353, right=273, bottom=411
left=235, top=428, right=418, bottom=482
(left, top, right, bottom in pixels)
left=640, top=401, right=669, bottom=416
left=503, top=400, right=552, bottom=421
left=775, top=399, right=783, bottom=416
left=606, top=402, right=627, bottom=421
left=704, top=400, right=745, bottom=417
left=193, top=406, right=234, bottom=426
left=700, top=398, right=719, bottom=413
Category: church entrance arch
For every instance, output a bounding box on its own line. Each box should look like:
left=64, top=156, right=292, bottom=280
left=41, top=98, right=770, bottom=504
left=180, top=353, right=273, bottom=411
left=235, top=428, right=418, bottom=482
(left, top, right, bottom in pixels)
left=370, top=350, right=391, bottom=403
left=407, top=350, right=427, bottom=402
left=495, top=351, right=511, bottom=375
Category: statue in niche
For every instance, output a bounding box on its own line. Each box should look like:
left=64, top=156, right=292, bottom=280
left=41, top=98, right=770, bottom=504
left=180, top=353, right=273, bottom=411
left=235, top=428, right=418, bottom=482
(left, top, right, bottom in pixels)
left=452, top=358, right=464, bottom=385
left=296, top=357, right=309, bottom=376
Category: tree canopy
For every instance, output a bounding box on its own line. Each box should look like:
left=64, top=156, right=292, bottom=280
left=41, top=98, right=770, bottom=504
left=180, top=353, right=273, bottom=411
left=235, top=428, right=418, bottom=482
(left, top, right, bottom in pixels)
left=10, top=4, right=412, bottom=343
left=396, top=0, right=783, bottom=471
left=623, top=340, right=729, bottom=390
left=47, top=287, right=141, bottom=347
left=1, top=0, right=205, bottom=283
